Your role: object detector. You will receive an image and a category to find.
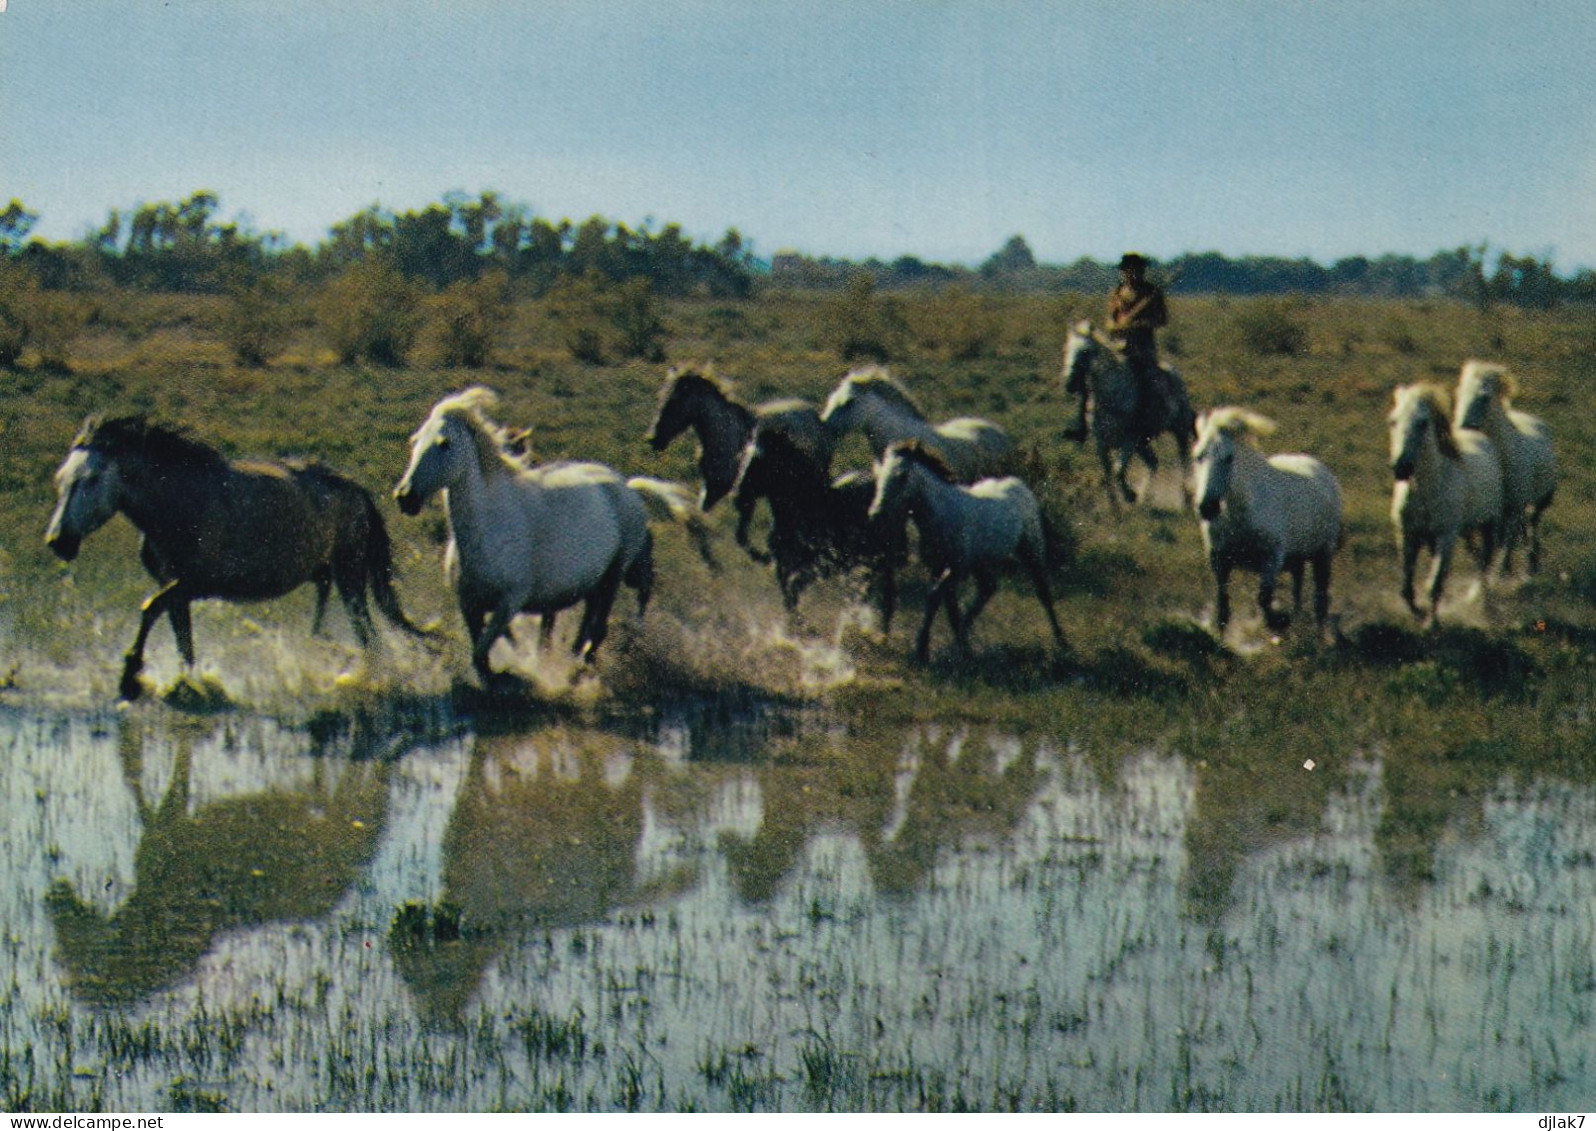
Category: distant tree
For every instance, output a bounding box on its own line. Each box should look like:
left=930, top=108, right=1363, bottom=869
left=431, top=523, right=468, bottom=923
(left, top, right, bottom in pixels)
left=981, top=235, right=1037, bottom=278
left=0, top=200, right=38, bottom=256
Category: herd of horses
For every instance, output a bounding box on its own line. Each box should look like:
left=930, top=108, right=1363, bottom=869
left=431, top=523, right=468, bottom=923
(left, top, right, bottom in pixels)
left=41, top=323, right=1558, bottom=701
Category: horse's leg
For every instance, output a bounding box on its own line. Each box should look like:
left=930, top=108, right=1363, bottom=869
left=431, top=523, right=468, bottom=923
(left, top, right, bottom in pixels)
left=1427, top=532, right=1458, bottom=628
left=624, top=541, right=655, bottom=621
left=1115, top=444, right=1139, bottom=505
left=575, top=560, right=626, bottom=663
left=120, top=581, right=183, bottom=700
left=1287, top=559, right=1306, bottom=620
left=1519, top=497, right=1544, bottom=574
left=471, top=605, right=514, bottom=685
left=334, top=568, right=376, bottom=649
left=874, top=562, right=897, bottom=635
left=1021, top=549, right=1068, bottom=652
left=1176, top=432, right=1195, bottom=508
left=942, top=573, right=970, bottom=656
left=1312, top=550, right=1334, bottom=629
left=310, top=573, right=332, bottom=637
left=735, top=495, right=770, bottom=563
left=1096, top=437, right=1121, bottom=512
left=914, top=570, right=956, bottom=663
left=1212, top=557, right=1233, bottom=635
left=962, top=566, right=999, bottom=634
left=1259, top=548, right=1290, bottom=632
left=1399, top=532, right=1423, bottom=618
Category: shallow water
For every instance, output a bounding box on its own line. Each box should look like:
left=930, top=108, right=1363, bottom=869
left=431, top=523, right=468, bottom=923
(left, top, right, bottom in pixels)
left=1, top=701, right=1592, bottom=1112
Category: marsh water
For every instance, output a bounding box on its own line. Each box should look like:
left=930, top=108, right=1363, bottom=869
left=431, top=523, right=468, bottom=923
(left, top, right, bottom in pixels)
left=2, top=695, right=1593, bottom=1112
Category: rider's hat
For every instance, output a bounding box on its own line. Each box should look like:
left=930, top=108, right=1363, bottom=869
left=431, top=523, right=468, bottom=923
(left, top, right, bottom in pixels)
left=1118, top=252, right=1149, bottom=270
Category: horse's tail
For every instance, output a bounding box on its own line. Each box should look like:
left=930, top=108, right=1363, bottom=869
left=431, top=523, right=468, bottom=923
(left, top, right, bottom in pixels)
left=626, top=476, right=721, bottom=572
left=359, top=491, right=437, bottom=643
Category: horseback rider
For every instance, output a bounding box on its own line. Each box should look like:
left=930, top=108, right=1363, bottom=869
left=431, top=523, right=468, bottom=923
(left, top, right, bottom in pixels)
left=1066, top=252, right=1171, bottom=441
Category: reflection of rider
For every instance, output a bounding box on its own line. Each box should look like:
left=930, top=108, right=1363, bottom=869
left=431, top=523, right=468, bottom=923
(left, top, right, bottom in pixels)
left=1067, top=252, right=1170, bottom=441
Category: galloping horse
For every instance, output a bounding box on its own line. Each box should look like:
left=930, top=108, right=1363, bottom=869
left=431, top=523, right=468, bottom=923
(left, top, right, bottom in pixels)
left=867, top=441, right=1066, bottom=663
left=1453, top=360, right=1557, bottom=575
left=395, top=388, right=665, bottom=685
left=730, top=427, right=903, bottom=630
left=821, top=366, right=1015, bottom=482
left=1061, top=321, right=1197, bottom=510
left=645, top=363, right=834, bottom=546
left=1388, top=383, right=1503, bottom=626
left=1191, top=408, right=1343, bottom=636
left=45, top=415, right=430, bottom=700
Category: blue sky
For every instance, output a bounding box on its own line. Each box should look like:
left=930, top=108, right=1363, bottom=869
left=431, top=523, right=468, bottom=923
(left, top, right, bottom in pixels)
left=4, top=0, right=1595, bottom=268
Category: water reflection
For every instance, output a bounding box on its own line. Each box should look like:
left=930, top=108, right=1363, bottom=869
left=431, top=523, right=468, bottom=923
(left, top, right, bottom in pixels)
left=3, top=698, right=1592, bottom=1110
left=42, top=713, right=417, bottom=1004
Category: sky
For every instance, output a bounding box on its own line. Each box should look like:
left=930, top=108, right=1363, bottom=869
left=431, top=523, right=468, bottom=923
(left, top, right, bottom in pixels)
left=4, top=0, right=1595, bottom=269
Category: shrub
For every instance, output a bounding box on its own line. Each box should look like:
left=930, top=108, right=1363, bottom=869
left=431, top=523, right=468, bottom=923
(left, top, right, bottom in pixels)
left=1234, top=298, right=1308, bottom=356
left=317, top=258, right=424, bottom=366
left=611, top=277, right=667, bottom=361
left=821, top=273, right=903, bottom=362
left=0, top=263, right=38, bottom=367
left=224, top=279, right=293, bottom=367
left=432, top=269, right=511, bottom=368
left=910, top=288, right=1002, bottom=361
left=544, top=272, right=611, bottom=365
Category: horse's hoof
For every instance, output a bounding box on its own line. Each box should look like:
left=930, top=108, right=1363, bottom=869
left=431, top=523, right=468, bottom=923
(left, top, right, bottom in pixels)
left=1062, top=427, right=1087, bottom=443
left=1264, top=611, right=1292, bottom=633
left=119, top=675, right=146, bottom=702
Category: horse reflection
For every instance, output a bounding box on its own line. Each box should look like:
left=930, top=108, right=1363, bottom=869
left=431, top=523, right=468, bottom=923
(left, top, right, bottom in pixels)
left=45, top=721, right=391, bottom=1004
left=390, top=724, right=650, bottom=1020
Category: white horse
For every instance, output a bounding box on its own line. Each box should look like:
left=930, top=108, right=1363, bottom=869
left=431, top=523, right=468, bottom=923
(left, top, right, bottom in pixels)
left=821, top=366, right=1015, bottom=482
left=1453, top=360, right=1557, bottom=574
left=1388, top=383, right=1503, bottom=626
left=394, top=388, right=668, bottom=685
left=1061, top=320, right=1197, bottom=510
left=1191, top=408, right=1343, bottom=636
left=867, top=440, right=1066, bottom=662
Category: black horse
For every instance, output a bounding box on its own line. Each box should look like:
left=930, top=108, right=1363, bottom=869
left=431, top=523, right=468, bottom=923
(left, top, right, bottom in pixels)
left=45, top=415, right=431, bottom=700
left=730, top=428, right=903, bottom=631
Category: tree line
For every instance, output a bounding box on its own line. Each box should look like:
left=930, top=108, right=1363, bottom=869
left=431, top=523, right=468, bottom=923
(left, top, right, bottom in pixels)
left=1, top=192, right=1591, bottom=309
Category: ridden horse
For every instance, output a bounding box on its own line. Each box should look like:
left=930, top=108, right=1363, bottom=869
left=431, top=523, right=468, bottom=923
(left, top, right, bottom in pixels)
left=821, top=366, right=1015, bottom=483
left=867, top=440, right=1066, bottom=663
left=395, top=388, right=667, bottom=684
left=1453, top=359, right=1557, bottom=575
left=645, top=362, right=834, bottom=544
left=45, top=415, right=430, bottom=701
left=729, top=427, right=904, bottom=630
left=1191, top=408, right=1343, bottom=636
left=1060, top=320, right=1197, bottom=510
left=1388, top=383, right=1504, bottom=626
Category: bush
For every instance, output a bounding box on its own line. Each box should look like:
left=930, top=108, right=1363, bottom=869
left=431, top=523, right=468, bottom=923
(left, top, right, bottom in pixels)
left=224, top=279, right=293, bottom=367
left=909, top=288, right=1002, bottom=361
left=1234, top=298, right=1308, bottom=356
left=821, top=273, right=903, bottom=362
left=544, top=272, right=611, bottom=365
left=317, top=258, right=424, bottom=366
left=611, top=277, right=667, bottom=361
left=432, top=269, right=511, bottom=368
left=0, top=264, right=81, bottom=370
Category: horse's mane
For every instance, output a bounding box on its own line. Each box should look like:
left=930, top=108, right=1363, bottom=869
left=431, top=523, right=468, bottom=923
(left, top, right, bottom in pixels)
left=1201, top=406, right=1277, bottom=444
left=1459, top=359, right=1517, bottom=400
left=663, top=362, right=734, bottom=400
left=886, top=439, right=958, bottom=483
left=1395, top=383, right=1461, bottom=459
left=831, top=366, right=924, bottom=417
left=77, top=415, right=230, bottom=470
left=428, top=386, right=522, bottom=474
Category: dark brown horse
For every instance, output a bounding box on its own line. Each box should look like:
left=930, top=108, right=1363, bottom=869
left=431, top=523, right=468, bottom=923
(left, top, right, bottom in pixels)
left=730, top=427, right=903, bottom=631
left=645, top=363, right=835, bottom=547
left=45, top=415, right=430, bottom=700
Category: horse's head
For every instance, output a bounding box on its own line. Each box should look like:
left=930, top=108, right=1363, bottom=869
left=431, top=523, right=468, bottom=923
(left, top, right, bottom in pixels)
left=1061, top=320, right=1098, bottom=390
left=646, top=365, right=712, bottom=452
left=869, top=441, right=947, bottom=526
left=1389, top=384, right=1457, bottom=480
left=45, top=427, right=123, bottom=561
left=1192, top=408, right=1273, bottom=522
left=396, top=391, right=501, bottom=515
left=1455, top=359, right=1512, bottom=431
